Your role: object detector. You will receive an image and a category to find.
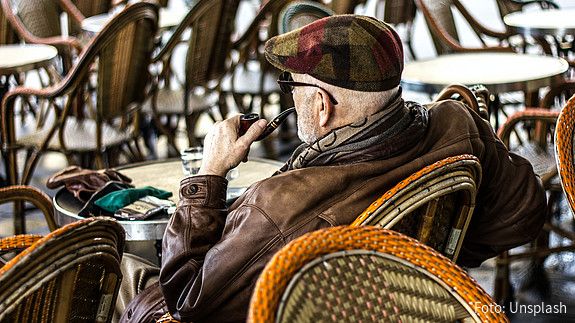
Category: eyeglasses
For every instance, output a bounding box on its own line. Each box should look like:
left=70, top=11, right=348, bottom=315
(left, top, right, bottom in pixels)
left=277, top=71, right=338, bottom=105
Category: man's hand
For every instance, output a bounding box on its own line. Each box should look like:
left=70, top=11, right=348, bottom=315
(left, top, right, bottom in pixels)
left=197, top=116, right=268, bottom=177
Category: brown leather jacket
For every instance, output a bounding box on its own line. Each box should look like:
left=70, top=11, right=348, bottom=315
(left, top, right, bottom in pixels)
left=121, top=100, right=545, bottom=322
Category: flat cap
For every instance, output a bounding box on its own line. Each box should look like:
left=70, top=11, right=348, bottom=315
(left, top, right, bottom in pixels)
left=264, top=14, right=403, bottom=92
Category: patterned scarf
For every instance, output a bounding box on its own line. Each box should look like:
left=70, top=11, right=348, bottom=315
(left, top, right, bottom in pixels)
left=278, top=93, right=429, bottom=172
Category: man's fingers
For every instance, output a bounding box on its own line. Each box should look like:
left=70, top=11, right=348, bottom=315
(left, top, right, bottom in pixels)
left=239, top=119, right=267, bottom=145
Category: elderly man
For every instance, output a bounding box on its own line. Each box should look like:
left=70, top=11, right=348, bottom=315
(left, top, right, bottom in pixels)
left=120, top=15, right=545, bottom=322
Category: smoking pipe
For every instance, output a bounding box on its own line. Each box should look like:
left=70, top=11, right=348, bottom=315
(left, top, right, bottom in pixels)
left=239, top=107, right=296, bottom=141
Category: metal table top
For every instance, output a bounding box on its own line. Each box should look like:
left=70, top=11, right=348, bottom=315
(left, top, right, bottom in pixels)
left=401, top=53, right=568, bottom=94
left=504, top=9, right=575, bottom=38
left=53, top=157, right=283, bottom=241
left=82, top=7, right=187, bottom=33
left=0, top=44, right=58, bottom=75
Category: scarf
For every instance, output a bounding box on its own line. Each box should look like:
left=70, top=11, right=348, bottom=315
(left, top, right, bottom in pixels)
left=278, top=94, right=429, bottom=172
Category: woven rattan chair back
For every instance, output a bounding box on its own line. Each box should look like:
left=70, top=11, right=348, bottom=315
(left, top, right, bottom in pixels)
left=0, top=2, right=17, bottom=45
left=248, top=226, right=507, bottom=323
left=383, top=0, right=416, bottom=25
left=415, top=0, right=460, bottom=55
left=279, top=1, right=333, bottom=34
left=0, top=217, right=125, bottom=323
left=178, top=0, right=240, bottom=87
left=91, top=3, right=157, bottom=121
left=329, top=0, right=365, bottom=14
left=351, top=154, right=482, bottom=262
left=12, top=0, right=62, bottom=38
left=555, top=94, right=575, bottom=215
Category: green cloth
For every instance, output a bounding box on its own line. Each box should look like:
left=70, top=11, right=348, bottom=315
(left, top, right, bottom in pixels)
left=94, top=186, right=172, bottom=213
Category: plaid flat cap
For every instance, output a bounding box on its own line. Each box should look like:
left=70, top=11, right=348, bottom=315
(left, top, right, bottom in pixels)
left=264, top=14, right=403, bottom=92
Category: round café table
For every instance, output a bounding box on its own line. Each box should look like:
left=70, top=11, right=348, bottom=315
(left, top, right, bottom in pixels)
left=504, top=9, right=575, bottom=38
left=54, top=157, right=283, bottom=263
left=0, top=44, right=58, bottom=188
left=401, top=52, right=568, bottom=95
left=82, top=7, right=187, bottom=33
left=401, top=52, right=568, bottom=129
left=54, top=157, right=283, bottom=241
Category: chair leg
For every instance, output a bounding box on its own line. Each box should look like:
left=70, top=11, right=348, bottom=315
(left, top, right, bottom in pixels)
left=494, top=250, right=513, bottom=305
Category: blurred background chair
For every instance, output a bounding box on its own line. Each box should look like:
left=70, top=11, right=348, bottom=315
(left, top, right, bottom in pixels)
left=415, top=0, right=514, bottom=55
left=351, top=154, right=481, bottom=262
left=0, top=0, right=84, bottom=73
left=0, top=185, right=57, bottom=237
left=0, top=216, right=124, bottom=322
left=327, top=0, right=365, bottom=14
left=1, top=2, right=159, bottom=185
left=248, top=226, right=508, bottom=323
left=144, top=0, right=241, bottom=154
left=376, top=0, right=417, bottom=59
left=494, top=82, right=575, bottom=304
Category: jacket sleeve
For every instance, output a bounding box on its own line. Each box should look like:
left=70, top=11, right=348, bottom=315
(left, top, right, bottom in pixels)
left=159, top=175, right=283, bottom=321
left=457, top=112, right=547, bottom=267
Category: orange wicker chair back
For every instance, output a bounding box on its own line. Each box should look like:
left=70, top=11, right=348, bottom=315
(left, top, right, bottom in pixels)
left=0, top=217, right=125, bottom=322
left=0, top=185, right=57, bottom=235
left=1, top=2, right=158, bottom=185
left=556, top=94, right=575, bottom=215
left=351, top=154, right=481, bottom=262
left=415, top=0, right=512, bottom=55
left=248, top=226, right=508, bottom=323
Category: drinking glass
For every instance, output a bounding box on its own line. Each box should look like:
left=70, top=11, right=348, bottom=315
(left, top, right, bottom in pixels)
left=181, top=147, right=203, bottom=176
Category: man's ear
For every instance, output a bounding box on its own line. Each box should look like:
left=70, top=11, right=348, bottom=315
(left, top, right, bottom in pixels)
left=317, top=90, right=334, bottom=127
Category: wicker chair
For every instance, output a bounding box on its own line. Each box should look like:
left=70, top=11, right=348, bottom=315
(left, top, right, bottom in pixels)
left=0, top=0, right=85, bottom=72
left=248, top=226, right=508, bottom=323
left=0, top=185, right=57, bottom=236
left=377, top=0, right=417, bottom=59
left=415, top=0, right=514, bottom=55
left=351, top=154, right=481, bottom=262
left=1, top=2, right=158, bottom=186
left=327, top=0, right=366, bottom=14
left=0, top=216, right=125, bottom=322
left=494, top=82, right=575, bottom=304
left=0, top=1, right=17, bottom=46
left=145, top=0, right=241, bottom=153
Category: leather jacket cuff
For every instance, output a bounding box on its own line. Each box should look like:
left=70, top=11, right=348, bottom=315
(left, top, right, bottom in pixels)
left=179, top=175, right=228, bottom=208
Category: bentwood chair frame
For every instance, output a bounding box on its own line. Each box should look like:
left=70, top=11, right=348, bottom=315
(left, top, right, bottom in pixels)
left=1, top=2, right=159, bottom=186
left=0, top=217, right=125, bottom=322
left=147, top=0, right=241, bottom=152
left=0, top=0, right=85, bottom=72
left=351, top=154, right=481, bottom=262
left=248, top=226, right=508, bottom=323
left=415, top=0, right=514, bottom=55
left=494, top=82, right=575, bottom=304
left=0, top=185, right=57, bottom=238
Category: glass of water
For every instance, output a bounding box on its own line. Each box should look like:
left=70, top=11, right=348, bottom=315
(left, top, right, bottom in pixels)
left=181, top=147, right=203, bottom=176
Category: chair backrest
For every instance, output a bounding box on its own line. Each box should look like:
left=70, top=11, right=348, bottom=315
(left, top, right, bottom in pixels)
left=555, top=94, right=575, bottom=216
left=329, top=0, right=365, bottom=14
left=12, top=0, right=62, bottom=39
left=68, top=0, right=113, bottom=35
left=171, top=0, right=240, bottom=87
left=415, top=0, right=461, bottom=55
left=0, top=185, right=58, bottom=233
left=383, top=0, right=417, bottom=25
left=0, top=1, right=17, bottom=45
left=56, top=2, right=158, bottom=121
left=351, top=154, right=482, bottom=261
left=248, top=226, right=507, bottom=323
left=0, top=217, right=125, bottom=322
left=279, top=1, right=333, bottom=34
